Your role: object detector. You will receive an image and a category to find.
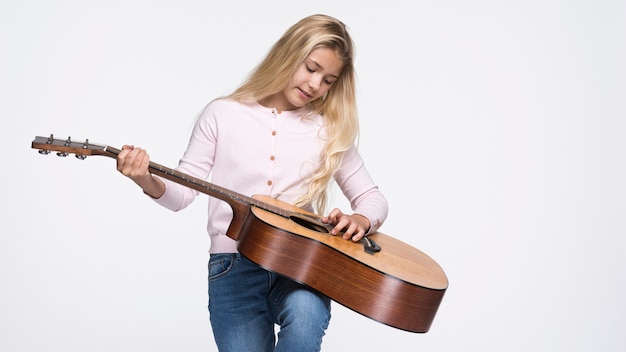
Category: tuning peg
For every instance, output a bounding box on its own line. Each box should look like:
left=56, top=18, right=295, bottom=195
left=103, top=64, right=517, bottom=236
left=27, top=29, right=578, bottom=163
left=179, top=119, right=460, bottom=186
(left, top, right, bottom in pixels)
left=38, top=134, right=54, bottom=154
left=56, top=136, right=71, bottom=157
left=74, top=138, right=90, bottom=160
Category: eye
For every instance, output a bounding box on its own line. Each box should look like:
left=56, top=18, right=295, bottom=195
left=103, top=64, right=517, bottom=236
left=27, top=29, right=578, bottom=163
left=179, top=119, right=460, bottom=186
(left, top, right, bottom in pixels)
left=305, top=65, right=315, bottom=73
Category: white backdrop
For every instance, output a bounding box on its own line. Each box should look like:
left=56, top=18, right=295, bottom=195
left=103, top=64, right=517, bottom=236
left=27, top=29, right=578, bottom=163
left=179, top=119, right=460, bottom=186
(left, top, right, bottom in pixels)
left=1, top=1, right=624, bottom=351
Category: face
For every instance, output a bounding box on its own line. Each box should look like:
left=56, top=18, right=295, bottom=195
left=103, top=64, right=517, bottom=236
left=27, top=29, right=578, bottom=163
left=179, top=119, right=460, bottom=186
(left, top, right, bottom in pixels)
left=264, top=47, right=344, bottom=112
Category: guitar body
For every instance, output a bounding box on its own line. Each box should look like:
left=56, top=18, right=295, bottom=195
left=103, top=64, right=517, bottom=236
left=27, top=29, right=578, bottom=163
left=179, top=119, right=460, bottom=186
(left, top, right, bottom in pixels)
left=237, top=195, right=447, bottom=333
left=31, top=135, right=448, bottom=333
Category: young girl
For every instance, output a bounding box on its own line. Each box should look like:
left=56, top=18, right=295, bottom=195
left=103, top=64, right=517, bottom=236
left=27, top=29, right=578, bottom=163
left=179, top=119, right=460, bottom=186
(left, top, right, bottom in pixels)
left=116, top=14, right=388, bottom=352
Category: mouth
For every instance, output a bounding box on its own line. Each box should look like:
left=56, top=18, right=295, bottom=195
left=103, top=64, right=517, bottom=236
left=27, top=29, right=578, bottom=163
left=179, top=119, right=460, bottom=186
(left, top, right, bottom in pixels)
left=298, top=88, right=313, bottom=99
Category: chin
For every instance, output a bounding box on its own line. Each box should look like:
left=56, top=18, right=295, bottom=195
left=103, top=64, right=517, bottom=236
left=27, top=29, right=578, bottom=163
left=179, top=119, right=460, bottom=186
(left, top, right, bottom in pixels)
left=286, top=100, right=305, bottom=110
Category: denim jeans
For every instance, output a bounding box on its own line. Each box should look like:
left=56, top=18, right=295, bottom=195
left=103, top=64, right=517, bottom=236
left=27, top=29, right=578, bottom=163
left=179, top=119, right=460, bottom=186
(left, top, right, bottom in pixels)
left=208, top=253, right=331, bottom=352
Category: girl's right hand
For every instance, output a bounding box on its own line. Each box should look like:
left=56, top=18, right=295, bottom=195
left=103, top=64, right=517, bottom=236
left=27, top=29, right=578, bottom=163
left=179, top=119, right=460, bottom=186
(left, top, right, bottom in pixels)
left=116, top=145, right=165, bottom=198
left=116, top=145, right=150, bottom=182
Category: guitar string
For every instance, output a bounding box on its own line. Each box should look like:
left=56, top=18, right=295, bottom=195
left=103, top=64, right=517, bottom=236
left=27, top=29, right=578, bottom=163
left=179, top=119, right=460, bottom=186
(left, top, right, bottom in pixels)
left=105, top=145, right=292, bottom=219
left=34, top=137, right=293, bottom=219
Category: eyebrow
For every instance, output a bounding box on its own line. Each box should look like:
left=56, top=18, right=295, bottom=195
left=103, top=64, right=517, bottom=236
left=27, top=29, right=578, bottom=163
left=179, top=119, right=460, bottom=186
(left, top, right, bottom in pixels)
left=306, top=58, right=339, bottom=79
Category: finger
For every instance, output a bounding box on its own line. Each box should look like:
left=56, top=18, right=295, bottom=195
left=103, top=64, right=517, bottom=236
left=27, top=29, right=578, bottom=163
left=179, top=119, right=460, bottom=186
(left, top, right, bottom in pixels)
left=116, top=149, right=131, bottom=172
left=331, top=218, right=350, bottom=237
left=341, top=223, right=358, bottom=240
left=117, top=145, right=136, bottom=170
left=326, top=208, right=343, bottom=225
left=120, top=148, right=143, bottom=176
left=129, top=149, right=149, bottom=177
left=350, top=229, right=366, bottom=242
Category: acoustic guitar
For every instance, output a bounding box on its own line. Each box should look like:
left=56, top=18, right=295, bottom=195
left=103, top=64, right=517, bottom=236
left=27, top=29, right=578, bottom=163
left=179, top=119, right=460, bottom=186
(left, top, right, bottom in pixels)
left=31, top=134, right=448, bottom=333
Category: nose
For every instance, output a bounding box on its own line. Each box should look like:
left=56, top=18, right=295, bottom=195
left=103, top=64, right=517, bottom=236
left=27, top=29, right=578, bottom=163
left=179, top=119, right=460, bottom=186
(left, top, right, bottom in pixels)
left=308, top=76, right=322, bottom=91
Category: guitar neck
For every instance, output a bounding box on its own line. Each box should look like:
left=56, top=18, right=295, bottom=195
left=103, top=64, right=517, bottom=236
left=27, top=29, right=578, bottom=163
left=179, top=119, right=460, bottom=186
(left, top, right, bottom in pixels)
left=31, top=135, right=294, bottom=240
left=104, top=146, right=295, bottom=223
left=104, top=146, right=254, bottom=208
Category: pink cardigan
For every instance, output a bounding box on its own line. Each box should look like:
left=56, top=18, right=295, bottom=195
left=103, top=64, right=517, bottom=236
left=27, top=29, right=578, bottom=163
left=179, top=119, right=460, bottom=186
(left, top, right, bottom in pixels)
left=154, top=99, right=388, bottom=253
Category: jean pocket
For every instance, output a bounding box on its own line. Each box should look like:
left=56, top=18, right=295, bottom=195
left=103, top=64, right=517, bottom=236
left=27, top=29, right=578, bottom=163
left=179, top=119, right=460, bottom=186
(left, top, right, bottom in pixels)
left=208, top=253, right=236, bottom=281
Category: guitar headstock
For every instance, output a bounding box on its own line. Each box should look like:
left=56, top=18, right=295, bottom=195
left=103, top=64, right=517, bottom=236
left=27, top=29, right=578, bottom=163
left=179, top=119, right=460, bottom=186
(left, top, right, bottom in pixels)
left=31, top=134, right=114, bottom=160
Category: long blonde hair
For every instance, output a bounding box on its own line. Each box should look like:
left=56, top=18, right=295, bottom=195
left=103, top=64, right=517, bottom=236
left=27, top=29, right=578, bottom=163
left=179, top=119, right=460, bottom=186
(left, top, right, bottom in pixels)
left=227, top=14, right=358, bottom=214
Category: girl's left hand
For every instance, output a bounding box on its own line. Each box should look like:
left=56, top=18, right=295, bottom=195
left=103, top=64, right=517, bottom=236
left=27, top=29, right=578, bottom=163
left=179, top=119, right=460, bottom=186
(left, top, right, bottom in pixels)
left=321, top=208, right=370, bottom=242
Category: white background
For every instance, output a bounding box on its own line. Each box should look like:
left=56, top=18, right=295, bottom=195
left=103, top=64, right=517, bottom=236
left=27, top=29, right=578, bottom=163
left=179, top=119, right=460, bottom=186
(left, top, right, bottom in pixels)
left=1, top=1, right=625, bottom=351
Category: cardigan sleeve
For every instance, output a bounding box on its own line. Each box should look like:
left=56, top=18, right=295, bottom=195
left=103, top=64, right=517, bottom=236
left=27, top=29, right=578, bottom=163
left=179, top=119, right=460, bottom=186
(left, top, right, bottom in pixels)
left=333, top=145, right=388, bottom=234
left=152, top=104, right=218, bottom=211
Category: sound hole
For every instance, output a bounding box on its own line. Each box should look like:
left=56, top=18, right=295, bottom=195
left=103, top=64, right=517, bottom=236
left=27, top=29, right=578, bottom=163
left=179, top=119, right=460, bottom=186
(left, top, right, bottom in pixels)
left=289, top=215, right=331, bottom=234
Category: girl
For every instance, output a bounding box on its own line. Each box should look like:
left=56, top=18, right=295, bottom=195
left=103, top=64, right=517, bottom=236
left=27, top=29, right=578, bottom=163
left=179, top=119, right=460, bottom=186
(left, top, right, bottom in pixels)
left=116, top=14, right=388, bottom=352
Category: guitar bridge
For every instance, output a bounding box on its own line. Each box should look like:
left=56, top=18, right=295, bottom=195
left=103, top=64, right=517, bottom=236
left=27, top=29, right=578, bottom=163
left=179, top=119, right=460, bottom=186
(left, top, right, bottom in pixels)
left=363, top=236, right=381, bottom=255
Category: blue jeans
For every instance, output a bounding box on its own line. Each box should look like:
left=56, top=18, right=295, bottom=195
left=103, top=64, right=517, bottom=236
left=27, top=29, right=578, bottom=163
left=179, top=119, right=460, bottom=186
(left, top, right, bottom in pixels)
left=208, top=253, right=331, bottom=352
